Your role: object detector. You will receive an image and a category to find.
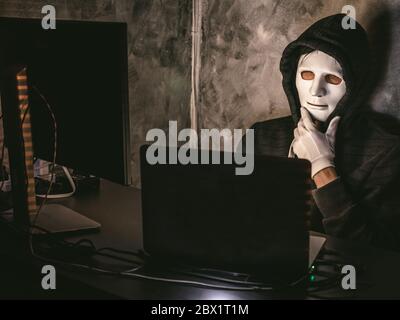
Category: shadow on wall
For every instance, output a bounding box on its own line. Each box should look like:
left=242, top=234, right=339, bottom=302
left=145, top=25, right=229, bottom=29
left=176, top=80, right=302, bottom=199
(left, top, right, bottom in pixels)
left=198, top=0, right=400, bottom=134
left=363, top=3, right=400, bottom=121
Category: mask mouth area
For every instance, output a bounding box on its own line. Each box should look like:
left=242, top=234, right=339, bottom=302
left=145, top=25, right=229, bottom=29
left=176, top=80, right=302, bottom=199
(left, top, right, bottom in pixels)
left=306, top=102, right=329, bottom=108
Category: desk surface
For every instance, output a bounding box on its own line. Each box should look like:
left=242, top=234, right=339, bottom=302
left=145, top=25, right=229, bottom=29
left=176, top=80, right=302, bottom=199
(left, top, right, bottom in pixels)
left=2, top=179, right=400, bottom=299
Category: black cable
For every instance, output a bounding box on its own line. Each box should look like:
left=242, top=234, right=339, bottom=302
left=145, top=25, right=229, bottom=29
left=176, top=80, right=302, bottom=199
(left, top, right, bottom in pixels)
left=92, top=252, right=141, bottom=265
left=25, top=217, right=339, bottom=293
left=0, top=86, right=146, bottom=269
left=29, top=218, right=321, bottom=292
left=28, top=87, right=146, bottom=266
left=5, top=197, right=359, bottom=295
left=28, top=223, right=143, bottom=265
left=32, top=221, right=143, bottom=264
left=97, top=247, right=145, bottom=258
left=30, top=85, right=57, bottom=226
left=71, top=239, right=96, bottom=249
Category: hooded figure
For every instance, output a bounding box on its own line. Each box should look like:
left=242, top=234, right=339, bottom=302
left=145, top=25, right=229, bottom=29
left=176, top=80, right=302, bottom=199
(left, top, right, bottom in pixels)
left=248, top=14, right=400, bottom=251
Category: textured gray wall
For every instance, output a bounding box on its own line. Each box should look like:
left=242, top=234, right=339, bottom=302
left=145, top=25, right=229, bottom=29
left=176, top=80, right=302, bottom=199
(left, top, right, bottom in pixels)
left=1, top=0, right=400, bottom=187
left=0, top=0, right=192, bottom=187
left=199, top=0, right=400, bottom=131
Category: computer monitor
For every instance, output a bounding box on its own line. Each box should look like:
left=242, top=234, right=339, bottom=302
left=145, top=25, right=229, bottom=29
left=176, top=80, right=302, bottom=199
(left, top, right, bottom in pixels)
left=0, top=17, right=131, bottom=185
left=0, top=17, right=131, bottom=233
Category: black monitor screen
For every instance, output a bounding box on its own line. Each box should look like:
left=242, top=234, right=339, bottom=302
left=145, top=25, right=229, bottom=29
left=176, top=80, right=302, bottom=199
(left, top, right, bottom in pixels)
left=0, top=17, right=131, bottom=185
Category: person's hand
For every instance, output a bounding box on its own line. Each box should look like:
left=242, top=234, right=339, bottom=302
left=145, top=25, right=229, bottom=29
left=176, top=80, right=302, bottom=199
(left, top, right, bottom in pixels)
left=292, top=107, right=340, bottom=178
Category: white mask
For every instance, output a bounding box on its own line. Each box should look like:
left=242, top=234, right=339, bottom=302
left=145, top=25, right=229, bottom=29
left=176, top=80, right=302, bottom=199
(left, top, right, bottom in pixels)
left=295, top=50, right=346, bottom=122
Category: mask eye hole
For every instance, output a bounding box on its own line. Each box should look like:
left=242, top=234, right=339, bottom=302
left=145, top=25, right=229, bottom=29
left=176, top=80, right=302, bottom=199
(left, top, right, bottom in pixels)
left=301, top=71, right=314, bottom=80
left=325, top=74, right=343, bottom=85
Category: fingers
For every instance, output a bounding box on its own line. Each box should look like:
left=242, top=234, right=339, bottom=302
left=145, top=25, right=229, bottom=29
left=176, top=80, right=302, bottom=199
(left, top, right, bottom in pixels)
left=292, top=139, right=306, bottom=160
left=294, top=127, right=299, bottom=139
left=300, top=107, right=316, bottom=131
left=297, top=118, right=307, bottom=135
left=326, top=116, right=340, bottom=145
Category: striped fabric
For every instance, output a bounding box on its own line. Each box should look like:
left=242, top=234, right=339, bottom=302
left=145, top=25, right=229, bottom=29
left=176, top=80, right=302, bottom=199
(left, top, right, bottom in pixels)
left=17, top=68, right=37, bottom=215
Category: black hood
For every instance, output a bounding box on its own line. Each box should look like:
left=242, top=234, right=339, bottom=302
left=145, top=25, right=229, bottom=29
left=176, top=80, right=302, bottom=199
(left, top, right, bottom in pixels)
left=279, top=14, right=370, bottom=131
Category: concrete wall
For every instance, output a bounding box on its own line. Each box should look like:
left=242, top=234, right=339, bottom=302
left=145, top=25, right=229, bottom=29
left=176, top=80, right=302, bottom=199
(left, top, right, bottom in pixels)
left=0, top=0, right=192, bottom=187
left=1, top=0, right=400, bottom=187
left=199, top=0, right=400, bottom=131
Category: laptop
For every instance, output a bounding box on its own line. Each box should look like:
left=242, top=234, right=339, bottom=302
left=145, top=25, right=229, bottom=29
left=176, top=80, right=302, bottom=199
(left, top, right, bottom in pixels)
left=140, top=145, right=313, bottom=284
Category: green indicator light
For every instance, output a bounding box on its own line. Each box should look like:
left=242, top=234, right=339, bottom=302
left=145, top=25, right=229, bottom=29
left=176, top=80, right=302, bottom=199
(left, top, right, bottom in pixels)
left=309, top=274, right=316, bottom=282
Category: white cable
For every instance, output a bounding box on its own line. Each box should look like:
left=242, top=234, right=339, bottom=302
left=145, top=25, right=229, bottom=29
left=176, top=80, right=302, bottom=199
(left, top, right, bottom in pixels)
left=27, top=222, right=278, bottom=292
left=29, top=242, right=275, bottom=291
left=28, top=235, right=310, bottom=292
left=36, top=166, right=76, bottom=199
left=119, top=271, right=275, bottom=291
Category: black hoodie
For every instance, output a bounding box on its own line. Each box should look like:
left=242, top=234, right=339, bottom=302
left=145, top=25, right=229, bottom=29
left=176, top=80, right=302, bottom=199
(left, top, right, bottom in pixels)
left=248, top=14, right=400, bottom=251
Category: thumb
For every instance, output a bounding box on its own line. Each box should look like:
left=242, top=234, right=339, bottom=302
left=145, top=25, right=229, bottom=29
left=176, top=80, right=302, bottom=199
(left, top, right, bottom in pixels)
left=326, top=116, right=340, bottom=146
left=300, top=107, right=316, bottom=131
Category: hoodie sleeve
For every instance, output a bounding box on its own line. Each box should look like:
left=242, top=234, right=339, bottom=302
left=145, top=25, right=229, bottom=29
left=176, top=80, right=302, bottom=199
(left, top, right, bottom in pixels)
left=312, top=143, right=400, bottom=250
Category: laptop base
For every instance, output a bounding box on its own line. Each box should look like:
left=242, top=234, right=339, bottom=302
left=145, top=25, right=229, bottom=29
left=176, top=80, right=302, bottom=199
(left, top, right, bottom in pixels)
left=0, top=204, right=100, bottom=235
